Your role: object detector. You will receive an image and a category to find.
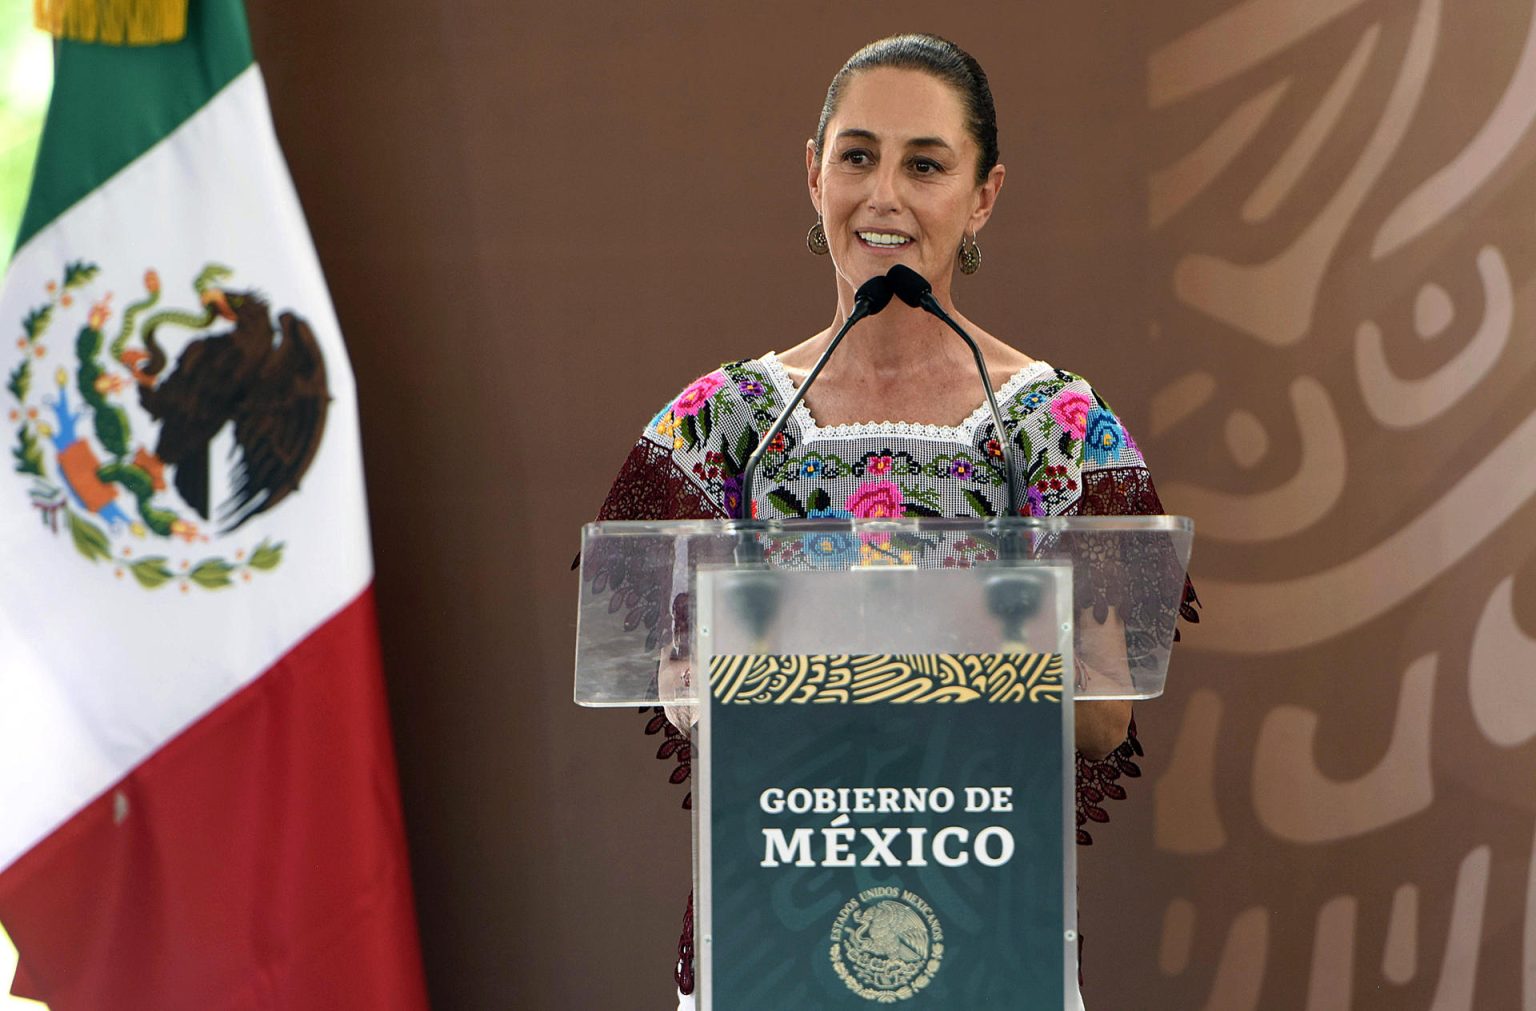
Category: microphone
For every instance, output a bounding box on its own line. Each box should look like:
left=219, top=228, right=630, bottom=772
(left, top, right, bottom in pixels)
left=737, top=273, right=895, bottom=520
left=885, top=264, right=1021, bottom=519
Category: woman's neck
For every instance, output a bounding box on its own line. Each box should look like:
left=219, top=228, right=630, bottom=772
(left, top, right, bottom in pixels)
left=821, top=309, right=963, bottom=380
left=771, top=276, right=1036, bottom=428
left=813, top=280, right=984, bottom=383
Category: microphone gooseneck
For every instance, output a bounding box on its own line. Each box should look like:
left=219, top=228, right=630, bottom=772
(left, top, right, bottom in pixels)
left=885, top=264, right=1021, bottom=520
left=888, top=264, right=1033, bottom=624
left=737, top=274, right=895, bottom=521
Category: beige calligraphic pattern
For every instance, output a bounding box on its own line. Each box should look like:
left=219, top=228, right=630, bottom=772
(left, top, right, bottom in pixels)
left=1090, top=1, right=1536, bottom=1006
left=708, top=653, right=1062, bottom=705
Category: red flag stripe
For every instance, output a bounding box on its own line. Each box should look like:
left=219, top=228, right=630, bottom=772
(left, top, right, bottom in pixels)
left=0, top=587, right=427, bottom=1010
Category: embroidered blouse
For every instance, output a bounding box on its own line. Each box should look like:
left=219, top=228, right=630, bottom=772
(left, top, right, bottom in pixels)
left=595, top=353, right=1200, bottom=995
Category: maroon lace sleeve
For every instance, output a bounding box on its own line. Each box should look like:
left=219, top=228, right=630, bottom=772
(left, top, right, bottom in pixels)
left=1076, top=717, right=1145, bottom=845
left=588, top=439, right=723, bottom=660
left=596, top=439, right=723, bottom=523
left=1071, top=465, right=1202, bottom=640
left=590, top=437, right=719, bottom=809
left=1065, top=463, right=1200, bottom=844
left=591, top=437, right=720, bottom=796
left=593, top=437, right=719, bottom=996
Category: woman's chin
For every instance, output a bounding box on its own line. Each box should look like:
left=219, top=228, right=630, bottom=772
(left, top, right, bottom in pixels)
left=845, top=249, right=923, bottom=279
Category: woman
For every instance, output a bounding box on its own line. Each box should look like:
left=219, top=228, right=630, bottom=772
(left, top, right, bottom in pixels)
left=595, top=33, right=1198, bottom=1009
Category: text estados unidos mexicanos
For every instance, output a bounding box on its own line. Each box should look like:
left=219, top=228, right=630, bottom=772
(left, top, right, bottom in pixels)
left=757, top=786, right=1018, bottom=868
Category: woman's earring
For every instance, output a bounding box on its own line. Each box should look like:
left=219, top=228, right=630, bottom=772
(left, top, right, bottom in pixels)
left=807, top=217, right=829, bottom=255
left=958, top=232, right=981, bottom=274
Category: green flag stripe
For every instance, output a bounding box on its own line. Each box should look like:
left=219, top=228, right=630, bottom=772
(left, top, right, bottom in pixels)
left=14, top=0, right=254, bottom=253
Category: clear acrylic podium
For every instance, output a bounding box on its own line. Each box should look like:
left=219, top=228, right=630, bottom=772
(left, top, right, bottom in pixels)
left=575, top=516, right=1192, bottom=1009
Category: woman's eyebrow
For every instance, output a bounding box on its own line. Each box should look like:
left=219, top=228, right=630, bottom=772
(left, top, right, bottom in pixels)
left=834, top=128, right=955, bottom=152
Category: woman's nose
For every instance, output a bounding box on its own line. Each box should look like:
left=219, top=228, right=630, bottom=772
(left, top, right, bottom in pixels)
left=866, top=164, right=902, bottom=213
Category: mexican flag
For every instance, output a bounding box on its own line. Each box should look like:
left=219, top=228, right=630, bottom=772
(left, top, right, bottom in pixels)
left=0, top=1, right=429, bottom=1007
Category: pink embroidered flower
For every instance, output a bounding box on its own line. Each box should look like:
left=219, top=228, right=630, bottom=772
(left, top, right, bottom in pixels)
left=845, top=480, right=905, bottom=518
left=867, top=454, right=894, bottom=475
left=672, top=371, right=726, bottom=417
left=1049, top=389, right=1093, bottom=439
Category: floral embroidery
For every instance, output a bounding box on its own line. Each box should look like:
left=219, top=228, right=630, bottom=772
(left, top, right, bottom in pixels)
left=1084, top=407, right=1123, bottom=466
left=928, top=451, right=1002, bottom=486
left=845, top=480, right=905, bottom=518
left=859, top=539, right=914, bottom=566
left=801, top=506, right=859, bottom=565
left=1049, top=388, right=1093, bottom=439
left=1021, top=462, right=1076, bottom=514
left=786, top=451, right=850, bottom=480
left=938, top=535, right=999, bottom=567
left=901, top=483, right=943, bottom=514
left=851, top=448, right=920, bottom=478
left=673, top=371, right=726, bottom=417
left=691, top=450, right=725, bottom=482
left=634, top=359, right=1172, bottom=537
left=1032, top=463, right=1076, bottom=494
left=720, top=474, right=757, bottom=518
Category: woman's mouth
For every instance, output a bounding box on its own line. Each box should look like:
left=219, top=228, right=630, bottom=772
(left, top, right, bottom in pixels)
left=856, top=230, right=913, bottom=250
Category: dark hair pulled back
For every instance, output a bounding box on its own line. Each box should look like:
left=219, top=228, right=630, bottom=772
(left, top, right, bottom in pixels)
left=813, top=34, right=999, bottom=185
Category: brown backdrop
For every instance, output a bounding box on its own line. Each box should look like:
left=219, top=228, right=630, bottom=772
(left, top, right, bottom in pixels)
left=245, top=1, right=1536, bottom=1007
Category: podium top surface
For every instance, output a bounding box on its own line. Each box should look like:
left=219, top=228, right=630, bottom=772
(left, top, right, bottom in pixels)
left=584, top=515, right=1193, bottom=536
left=574, top=516, right=1194, bottom=707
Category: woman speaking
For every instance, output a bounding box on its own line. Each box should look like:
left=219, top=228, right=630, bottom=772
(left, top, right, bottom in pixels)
left=595, top=33, right=1196, bottom=1010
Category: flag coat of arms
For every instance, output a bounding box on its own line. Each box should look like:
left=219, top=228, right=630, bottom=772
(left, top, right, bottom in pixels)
left=0, top=0, right=430, bottom=1006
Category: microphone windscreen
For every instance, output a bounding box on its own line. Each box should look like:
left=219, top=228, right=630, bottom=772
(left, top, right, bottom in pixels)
left=886, top=264, right=931, bottom=307
left=854, top=274, right=895, bottom=315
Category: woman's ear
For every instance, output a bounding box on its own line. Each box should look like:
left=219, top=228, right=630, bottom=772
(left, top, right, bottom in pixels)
left=969, top=162, right=1006, bottom=234
left=806, top=139, right=823, bottom=215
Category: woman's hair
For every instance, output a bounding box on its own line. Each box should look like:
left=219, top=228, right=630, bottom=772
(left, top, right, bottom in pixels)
left=813, top=34, right=999, bottom=185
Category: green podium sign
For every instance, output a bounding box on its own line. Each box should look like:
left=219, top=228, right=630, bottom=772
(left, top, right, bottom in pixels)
left=699, top=653, right=1071, bottom=1008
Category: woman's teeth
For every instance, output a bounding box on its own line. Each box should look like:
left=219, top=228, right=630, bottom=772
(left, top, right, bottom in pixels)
left=858, top=231, right=911, bottom=247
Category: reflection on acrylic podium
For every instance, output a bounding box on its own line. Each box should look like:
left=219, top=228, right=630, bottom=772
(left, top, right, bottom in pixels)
left=576, top=516, right=1192, bottom=1010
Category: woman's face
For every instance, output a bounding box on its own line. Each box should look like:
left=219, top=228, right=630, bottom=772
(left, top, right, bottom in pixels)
left=808, top=67, right=1004, bottom=301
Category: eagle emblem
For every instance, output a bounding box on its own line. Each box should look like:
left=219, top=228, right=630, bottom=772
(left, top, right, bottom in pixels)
left=6, top=262, right=329, bottom=590
left=830, top=888, right=944, bottom=1001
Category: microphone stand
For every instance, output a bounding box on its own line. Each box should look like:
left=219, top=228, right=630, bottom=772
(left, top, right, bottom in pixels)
left=737, top=274, right=895, bottom=524
left=884, top=265, right=1037, bottom=634
left=728, top=276, right=894, bottom=642
left=884, top=265, right=1021, bottom=520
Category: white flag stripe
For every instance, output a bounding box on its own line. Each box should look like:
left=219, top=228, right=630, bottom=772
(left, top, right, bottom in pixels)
left=0, top=66, right=372, bottom=871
